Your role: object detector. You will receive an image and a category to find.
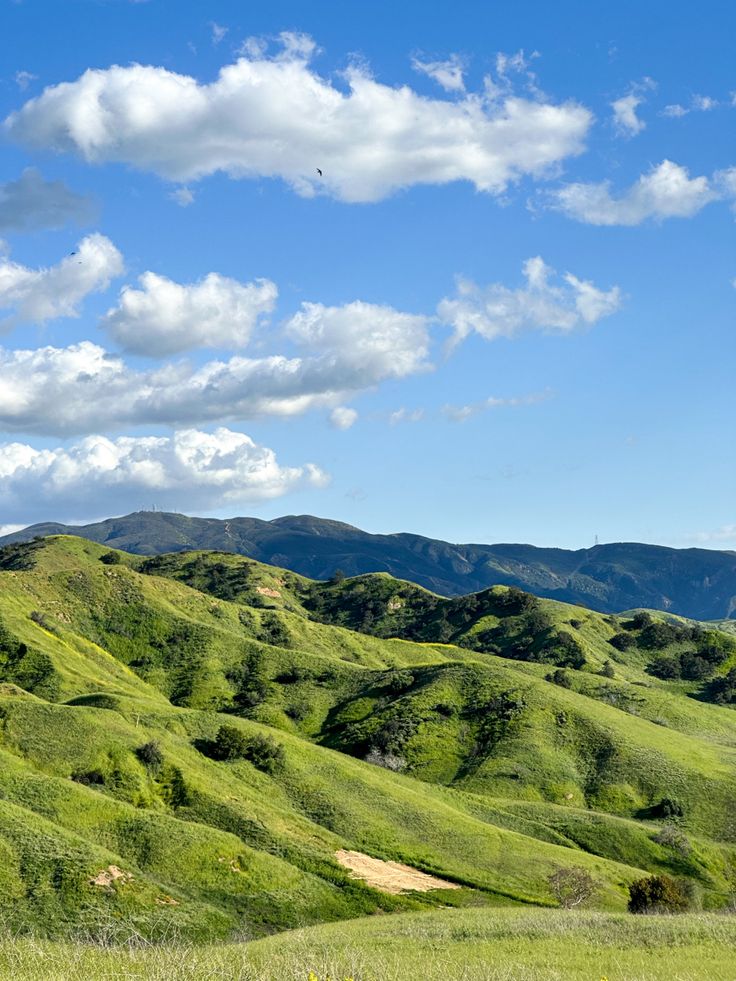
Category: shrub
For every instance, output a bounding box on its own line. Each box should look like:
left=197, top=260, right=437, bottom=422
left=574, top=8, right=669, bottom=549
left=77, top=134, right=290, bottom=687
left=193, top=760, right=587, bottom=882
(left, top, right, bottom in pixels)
left=653, top=824, right=692, bottom=857
left=652, top=797, right=685, bottom=819
left=29, top=610, right=51, bottom=630
left=244, top=733, right=286, bottom=774
left=384, top=669, right=414, bottom=694
left=601, top=660, right=616, bottom=678
left=208, top=726, right=286, bottom=773
left=628, top=873, right=690, bottom=914
left=610, top=632, right=635, bottom=652
left=707, top=667, right=736, bottom=705
left=548, top=867, right=598, bottom=909
left=568, top=619, right=582, bottom=629
left=212, top=724, right=251, bottom=761
left=136, top=740, right=164, bottom=771
left=544, top=631, right=586, bottom=669
left=639, top=622, right=678, bottom=650
left=547, top=668, right=572, bottom=688
left=648, top=655, right=680, bottom=680
left=99, top=551, right=122, bottom=565
left=258, top=613, right=291, bottom=648
left=626, top=612, right=653, bottom=631
left=365, top=748, right=406, bottom=772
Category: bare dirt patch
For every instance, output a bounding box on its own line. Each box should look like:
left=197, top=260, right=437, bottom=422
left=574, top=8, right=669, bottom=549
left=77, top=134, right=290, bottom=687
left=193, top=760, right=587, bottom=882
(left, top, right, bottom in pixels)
left=90, top=865, right=133, bottom=888
left=256, top=586, right=281, bottom=598
left=335, top=850, right=460, bottom=895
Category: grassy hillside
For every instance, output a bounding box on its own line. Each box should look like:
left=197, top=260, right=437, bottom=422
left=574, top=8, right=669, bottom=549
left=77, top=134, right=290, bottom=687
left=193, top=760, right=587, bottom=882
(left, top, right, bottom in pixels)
left=2, top=909, right=735, bottom=979
left=0, top=535, right=735, bottom=946
left=4, top=510, right=736, bottom=618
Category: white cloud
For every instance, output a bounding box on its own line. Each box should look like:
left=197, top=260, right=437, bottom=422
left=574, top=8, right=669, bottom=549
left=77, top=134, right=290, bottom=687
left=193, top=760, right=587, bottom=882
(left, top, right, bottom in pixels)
left=547, top=160, right=718, bottom=225
left=0, top=168, right=95, bottom=232
left=389, top=407, right=424, bottom=425
left=411, top=54, right=465, bottom=92
left=442, top=390, right=551, bottom=422
left=5, top=35, right=592, bottom=203
left=102, top=271, right=277, bottom=356
left=688, top=524, right=736, bottom=549
left=329, top=406, right=358, bottom=430
left=169, top=186, right=195, bottom=207
left=662, top=94, right=719, bottom=118
left=210, top=22, right=228, bottom=45
left=0, top=524, right=24, bottom=537
left=284, top=300, right=431, bottom=380
left=0, top=233, right=123, bottom=330
left=0, top=428, right=327, bottom=524
left=0, top=297, right=431, bottom=436
left=611, top=79, right=655, bottom=136
left=437, top=257, right=621, bottom=344
left=14, top=70, right=37, bottom=91
left=611, top=94, right=645, bottom=136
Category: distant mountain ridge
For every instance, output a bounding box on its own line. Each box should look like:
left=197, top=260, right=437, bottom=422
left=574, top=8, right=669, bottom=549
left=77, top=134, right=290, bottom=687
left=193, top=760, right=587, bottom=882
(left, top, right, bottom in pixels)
left=2, top=510, right=736, bottom=620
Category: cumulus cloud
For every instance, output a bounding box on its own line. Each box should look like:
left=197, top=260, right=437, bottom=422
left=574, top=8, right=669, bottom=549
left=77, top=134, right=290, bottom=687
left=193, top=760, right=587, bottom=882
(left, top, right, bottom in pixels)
left=102, top=271, right=277, bottom=356
left=611, top=94, right=645, bottom=136
left=0, top=428, right=328, bottom=524
left=442, top=390, right=551, bottom=422
left=0, top=233, right=123, bottom=330
left=411, top=54, right=465, bottom=92
left=611, top=79, right=654, bottom=137
left=5, top=35, right=592, bottom=203
left=547, top=160, right=719, bottom=225
left=285, top=300, right=430, bottom=379
left=329, top=406, right=358, bottom=430
left=0, top=168, right=95, bottom=232
left=437, top=257, right=621, bottom=344
left=0, top=296, right=431, bottom=436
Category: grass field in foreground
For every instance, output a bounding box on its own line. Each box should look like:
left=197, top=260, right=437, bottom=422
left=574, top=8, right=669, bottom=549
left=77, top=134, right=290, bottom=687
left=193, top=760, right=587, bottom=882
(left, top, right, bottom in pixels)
left=1, top=909, right=734, bottom=981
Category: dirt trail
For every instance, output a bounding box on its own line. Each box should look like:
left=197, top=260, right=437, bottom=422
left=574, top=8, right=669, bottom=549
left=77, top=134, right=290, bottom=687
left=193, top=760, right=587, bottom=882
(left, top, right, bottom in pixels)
left=335, top=849, right=460, bottom=895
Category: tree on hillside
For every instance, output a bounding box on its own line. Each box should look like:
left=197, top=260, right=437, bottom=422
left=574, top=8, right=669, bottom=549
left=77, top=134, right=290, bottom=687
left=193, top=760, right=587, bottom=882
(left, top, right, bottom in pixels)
left=548, top=867, right=598, bottom=909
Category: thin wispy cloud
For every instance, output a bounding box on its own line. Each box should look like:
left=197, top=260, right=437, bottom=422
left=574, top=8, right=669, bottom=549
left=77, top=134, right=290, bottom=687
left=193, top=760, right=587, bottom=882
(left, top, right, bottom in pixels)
left=442, top=390, right=551, bottom=422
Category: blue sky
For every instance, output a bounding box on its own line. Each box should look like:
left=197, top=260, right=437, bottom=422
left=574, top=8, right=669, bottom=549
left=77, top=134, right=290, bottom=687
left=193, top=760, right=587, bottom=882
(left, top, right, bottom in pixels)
left=0, top=0, right=733, bottom=549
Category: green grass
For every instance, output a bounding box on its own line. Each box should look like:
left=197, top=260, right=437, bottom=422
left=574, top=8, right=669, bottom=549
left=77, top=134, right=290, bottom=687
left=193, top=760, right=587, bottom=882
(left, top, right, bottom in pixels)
left=0, top=909, right=734, bottom=979
left=0, top=535, right=735, bottom=943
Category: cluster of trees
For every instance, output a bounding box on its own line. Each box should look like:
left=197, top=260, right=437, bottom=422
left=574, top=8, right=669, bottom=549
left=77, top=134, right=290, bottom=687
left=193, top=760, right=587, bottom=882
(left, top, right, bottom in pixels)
left=0, top=616, right=59, bottom=699
left=206, top=724, right=286, bottom=774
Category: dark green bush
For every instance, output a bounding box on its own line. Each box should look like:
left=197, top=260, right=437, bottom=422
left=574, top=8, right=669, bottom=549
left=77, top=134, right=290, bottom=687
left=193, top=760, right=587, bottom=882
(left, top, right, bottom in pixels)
left=547, top=668, right=572, bottom=688
left=99, top=551, right=122, bottom=565
left=628, top=873, right=690, bottom=914
left=610, top=632, right=635, bottom=651
left=211, top=724, right=251, bottom=761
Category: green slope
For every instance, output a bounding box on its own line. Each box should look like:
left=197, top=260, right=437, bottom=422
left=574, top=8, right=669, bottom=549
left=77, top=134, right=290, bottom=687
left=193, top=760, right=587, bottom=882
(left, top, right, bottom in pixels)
left=0, top=535, right=734, bottom=942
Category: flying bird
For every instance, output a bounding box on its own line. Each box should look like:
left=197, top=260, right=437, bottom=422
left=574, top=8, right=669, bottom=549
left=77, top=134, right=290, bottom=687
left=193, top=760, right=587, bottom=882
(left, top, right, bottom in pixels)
left=316, top=168, right=323, bottom=177
left=69, top=251, right=77, bottom=256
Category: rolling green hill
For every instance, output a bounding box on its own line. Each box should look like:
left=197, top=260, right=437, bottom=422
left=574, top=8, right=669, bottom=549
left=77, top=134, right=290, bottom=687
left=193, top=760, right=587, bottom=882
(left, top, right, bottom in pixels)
left=0, top=534, right=735, bottom=950
left=3, top=510, right=736, bottom=618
